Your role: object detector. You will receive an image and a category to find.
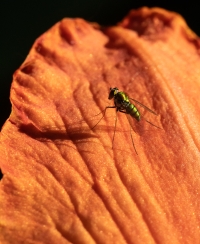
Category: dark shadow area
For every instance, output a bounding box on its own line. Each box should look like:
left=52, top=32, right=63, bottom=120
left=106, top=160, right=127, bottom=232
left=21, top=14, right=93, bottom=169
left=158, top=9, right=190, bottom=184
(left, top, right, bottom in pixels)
left=0, top=169, right=3, bottom=181
left=18, top=122, right=100, bottom=144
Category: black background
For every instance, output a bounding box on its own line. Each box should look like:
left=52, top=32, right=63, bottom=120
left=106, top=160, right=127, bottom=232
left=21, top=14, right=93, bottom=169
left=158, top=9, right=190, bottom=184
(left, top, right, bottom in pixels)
left=1, top=1, right=200, bottom=129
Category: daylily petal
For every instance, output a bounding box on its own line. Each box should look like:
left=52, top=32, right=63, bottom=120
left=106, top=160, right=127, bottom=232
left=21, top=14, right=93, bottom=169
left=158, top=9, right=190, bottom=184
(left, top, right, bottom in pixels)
left=0, top=7, right=200, bottom=244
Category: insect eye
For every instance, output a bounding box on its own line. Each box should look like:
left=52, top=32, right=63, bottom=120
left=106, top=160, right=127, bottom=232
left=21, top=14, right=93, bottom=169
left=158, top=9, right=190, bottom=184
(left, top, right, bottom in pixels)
left=109, top=87, right=119, bottom=99
left=108, top=90, right=114, bottom=99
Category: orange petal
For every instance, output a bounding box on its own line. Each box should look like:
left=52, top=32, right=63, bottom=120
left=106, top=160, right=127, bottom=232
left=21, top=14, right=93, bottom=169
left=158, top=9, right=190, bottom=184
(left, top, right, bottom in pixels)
left=1, top=7, right=200, bottom=243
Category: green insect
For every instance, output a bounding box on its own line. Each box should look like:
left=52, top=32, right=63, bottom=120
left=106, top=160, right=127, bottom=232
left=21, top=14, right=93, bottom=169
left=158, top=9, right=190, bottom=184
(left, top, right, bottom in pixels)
left=92, top=87, right=161, bottom=154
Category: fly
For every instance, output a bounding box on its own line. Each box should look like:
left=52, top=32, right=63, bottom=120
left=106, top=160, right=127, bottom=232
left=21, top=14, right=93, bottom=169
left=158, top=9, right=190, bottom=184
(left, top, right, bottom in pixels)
left=92, top=87, right=161, bottom=154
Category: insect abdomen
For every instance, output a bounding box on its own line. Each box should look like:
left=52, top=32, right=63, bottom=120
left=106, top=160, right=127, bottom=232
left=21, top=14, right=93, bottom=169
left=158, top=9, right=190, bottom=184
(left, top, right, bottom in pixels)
left=127, top=104, right=140, bottom=121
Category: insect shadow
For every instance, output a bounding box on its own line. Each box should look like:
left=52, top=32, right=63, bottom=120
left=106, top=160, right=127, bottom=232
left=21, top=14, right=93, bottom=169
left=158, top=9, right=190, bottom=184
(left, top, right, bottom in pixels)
left=18, top=121, right=97, bottom=146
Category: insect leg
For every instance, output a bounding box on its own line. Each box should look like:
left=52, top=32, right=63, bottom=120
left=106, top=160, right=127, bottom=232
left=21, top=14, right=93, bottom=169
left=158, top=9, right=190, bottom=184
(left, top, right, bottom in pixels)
left=125, top=112, right=138, bottom=155
left=91, top=106, right=116, bottom=130
left=129, top=125, right=138, bottom=155
left=112, top=110, right=118, bottom=149
left=117, top=110, right=138, bottom=154
left=143, top=118, right=163, bottom=129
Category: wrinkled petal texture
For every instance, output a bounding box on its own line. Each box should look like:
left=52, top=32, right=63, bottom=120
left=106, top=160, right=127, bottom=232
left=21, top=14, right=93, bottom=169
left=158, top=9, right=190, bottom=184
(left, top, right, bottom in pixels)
left=1, top=7, right=200, bottom=244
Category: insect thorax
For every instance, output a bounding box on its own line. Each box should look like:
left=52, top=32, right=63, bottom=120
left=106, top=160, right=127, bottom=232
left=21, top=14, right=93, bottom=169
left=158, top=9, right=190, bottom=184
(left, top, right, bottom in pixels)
left=115, top=92, right=129, bottom=108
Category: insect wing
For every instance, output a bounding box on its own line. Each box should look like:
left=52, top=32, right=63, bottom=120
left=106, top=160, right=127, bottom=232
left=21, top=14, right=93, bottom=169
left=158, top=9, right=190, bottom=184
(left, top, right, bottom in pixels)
left=125, top=113, right=144, bottom=135
left=129, top=98, right=157, bottom=115
left=128, top=98, right=162, bottom=130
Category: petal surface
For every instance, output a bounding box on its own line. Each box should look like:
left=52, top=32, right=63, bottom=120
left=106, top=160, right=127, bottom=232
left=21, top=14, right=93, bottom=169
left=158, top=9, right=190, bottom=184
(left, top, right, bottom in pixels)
left=0, top=7, right=200, bottom=244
